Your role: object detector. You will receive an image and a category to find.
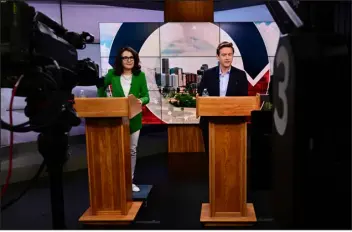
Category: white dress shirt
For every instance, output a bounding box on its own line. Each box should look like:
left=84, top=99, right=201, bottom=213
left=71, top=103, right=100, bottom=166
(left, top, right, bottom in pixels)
left=219, top=67, right=231, bottom=97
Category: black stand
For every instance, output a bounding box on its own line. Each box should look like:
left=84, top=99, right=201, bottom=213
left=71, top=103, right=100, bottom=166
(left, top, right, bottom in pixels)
left=37, top=129, right=69, bottom=229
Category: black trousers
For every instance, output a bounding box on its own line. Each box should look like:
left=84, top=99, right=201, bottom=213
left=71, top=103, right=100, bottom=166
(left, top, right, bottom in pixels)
left=199, top=117, right=209, bottom=155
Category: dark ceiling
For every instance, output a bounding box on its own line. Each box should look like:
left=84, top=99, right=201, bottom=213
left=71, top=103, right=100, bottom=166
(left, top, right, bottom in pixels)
left=56, top=0, right=267, bottom=11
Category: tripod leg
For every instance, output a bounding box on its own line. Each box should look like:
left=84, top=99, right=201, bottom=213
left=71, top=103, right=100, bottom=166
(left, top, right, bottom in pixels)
left=48, top=163, right=65, bottom=229
left=38, top=132, right=69, bottom=229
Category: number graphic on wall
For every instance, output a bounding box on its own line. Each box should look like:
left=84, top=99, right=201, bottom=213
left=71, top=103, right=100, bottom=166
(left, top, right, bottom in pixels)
left=273, top=45, right=289, bottom=136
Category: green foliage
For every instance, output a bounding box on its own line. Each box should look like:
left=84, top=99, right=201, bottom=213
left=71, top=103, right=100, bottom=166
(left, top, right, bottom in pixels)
left=184, top=85, right=197, bottom=97
left=262, top=102, right=273, bottom=111
left=168, top=93, right=196, bottom=108
left=168, top=92, right=176, bottom=98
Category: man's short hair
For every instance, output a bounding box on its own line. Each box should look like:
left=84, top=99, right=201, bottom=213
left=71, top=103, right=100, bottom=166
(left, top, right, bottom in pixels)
left=216, top=41, right=234, bottom=55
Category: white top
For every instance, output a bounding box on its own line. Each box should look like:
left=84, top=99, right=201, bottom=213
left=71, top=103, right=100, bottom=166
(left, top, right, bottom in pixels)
left=120, top=74, right=132, bottom=97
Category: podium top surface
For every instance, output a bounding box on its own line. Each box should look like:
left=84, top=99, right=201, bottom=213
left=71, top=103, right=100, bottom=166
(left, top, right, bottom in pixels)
left=196, top=96, right=260, bottom=117
left=74, top=95, right=141, bottom=118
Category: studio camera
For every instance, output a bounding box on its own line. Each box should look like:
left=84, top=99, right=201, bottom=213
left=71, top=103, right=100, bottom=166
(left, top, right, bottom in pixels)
left=1, top=0, right=101, bottom=133
left=1, top=0, right=102, bottom=228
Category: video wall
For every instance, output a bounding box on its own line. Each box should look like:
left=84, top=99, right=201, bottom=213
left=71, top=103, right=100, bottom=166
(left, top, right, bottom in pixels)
left=99, top=22, right=280, bottom=124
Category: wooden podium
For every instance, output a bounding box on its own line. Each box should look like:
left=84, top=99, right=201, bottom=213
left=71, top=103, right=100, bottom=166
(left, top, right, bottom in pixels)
left=73, top=95, right=143, bottom=225
left=197, top=95, right=260, bottom=227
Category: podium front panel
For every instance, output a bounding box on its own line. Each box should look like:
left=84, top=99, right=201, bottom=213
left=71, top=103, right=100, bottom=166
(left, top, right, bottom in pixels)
left=85, top=117, right=132, bottom=215
left=209, top=118, right=247, bottom=217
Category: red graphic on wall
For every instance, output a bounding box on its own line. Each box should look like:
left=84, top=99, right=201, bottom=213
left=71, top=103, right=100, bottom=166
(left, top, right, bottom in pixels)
left=246, top=70, right=270, bottom=123
left=142, top=106, right=165, bottom=124
left=248, top=70, right=270, bottom=96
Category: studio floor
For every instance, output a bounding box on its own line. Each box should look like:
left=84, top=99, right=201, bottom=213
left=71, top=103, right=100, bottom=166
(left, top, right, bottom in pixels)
left=1, top=127, right=275, bottom=229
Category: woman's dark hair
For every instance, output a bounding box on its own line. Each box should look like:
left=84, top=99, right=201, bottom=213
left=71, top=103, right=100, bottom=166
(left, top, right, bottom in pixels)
left=113, top=47, right=141, bottom=76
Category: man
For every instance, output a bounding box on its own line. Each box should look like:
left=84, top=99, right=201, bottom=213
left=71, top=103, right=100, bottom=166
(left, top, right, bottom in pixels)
left=198, top=41, right=248, bottom=154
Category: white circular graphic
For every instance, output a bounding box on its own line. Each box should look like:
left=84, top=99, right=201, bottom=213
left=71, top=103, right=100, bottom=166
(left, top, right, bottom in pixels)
left=139, top=23, right=244, bottom=124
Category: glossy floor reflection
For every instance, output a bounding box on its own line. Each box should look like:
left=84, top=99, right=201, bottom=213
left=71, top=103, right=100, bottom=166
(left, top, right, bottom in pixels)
left=1, top=150, right=275, bottom=229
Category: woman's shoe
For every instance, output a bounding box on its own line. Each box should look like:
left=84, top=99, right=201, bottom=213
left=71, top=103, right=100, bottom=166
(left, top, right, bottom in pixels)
left=132, top=184, right=140, bottom=192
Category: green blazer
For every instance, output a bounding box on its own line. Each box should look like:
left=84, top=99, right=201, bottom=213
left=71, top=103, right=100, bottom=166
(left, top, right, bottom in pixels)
left=97, top=69, right=150, bottom=133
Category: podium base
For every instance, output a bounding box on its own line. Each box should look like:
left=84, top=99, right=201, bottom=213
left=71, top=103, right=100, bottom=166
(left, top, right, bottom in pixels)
left=200, top=203, right=256, bottom=227
left=79, top=201, right=143, bottom=225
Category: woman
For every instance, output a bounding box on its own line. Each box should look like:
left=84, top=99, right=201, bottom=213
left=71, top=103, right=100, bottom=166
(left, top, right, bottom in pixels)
left=97, top=47, right=149, bottom=192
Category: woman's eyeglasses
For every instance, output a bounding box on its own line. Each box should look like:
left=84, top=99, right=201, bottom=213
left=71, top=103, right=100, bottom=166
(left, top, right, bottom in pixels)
left=122, top=56, right=134, bottom=61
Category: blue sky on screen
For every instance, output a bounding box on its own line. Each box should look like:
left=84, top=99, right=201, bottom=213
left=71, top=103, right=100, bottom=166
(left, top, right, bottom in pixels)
left=100, top=23, right=122, bottom=57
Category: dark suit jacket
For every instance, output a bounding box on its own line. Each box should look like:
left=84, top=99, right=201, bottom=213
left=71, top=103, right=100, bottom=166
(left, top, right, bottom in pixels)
left=198, top=65, right=248, bottom=97
left=198, top=66, right=248, bottom=126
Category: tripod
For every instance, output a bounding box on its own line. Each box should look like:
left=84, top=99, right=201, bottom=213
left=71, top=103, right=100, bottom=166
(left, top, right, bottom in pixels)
left=37, top=126, right=70, bottom=229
